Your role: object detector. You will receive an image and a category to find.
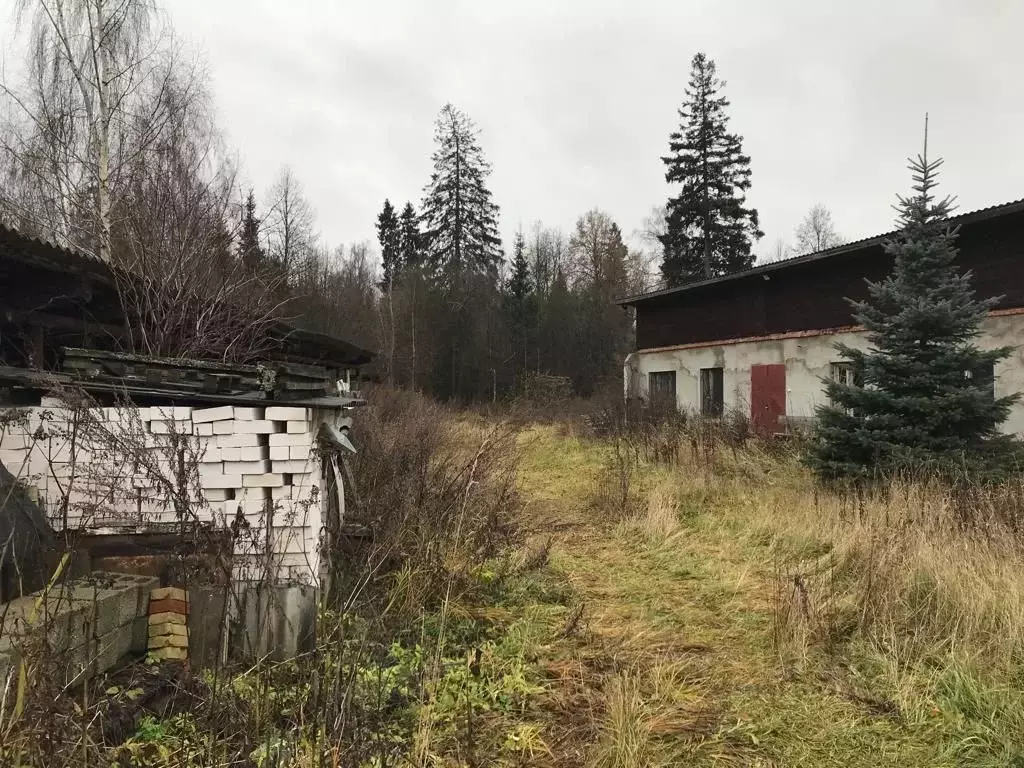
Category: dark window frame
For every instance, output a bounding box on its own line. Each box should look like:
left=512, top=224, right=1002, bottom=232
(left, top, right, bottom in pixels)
left=700, top=367, right=724, bottom=417
left=648, top=370, right=677, bottom=403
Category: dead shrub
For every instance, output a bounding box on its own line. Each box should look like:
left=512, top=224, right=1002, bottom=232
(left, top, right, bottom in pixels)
left=341, top=385, right=522, bottom=615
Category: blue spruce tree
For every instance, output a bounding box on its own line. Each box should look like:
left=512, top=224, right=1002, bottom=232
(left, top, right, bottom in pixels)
left=810, top=139, right=1018, bottom=482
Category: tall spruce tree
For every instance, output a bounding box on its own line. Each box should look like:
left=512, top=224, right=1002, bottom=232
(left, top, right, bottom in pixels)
left=399, top=201, right=423, bottom=269
left=810, top=142, right=1017, bottom=482
left=239, top=190, right=266, bottom=272
left=660, top=53, right=762, bottom=286
left=421, top=103, right=502, bottom=286
left=376, top=198, right=401, bottom=289
left=505, top=230, right=535, bottom=373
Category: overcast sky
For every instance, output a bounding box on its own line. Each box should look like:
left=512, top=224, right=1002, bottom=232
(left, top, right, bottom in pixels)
left=4, top=0, right=1024, bottom=262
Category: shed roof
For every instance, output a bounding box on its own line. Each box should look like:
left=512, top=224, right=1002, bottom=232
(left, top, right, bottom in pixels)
left=617, top=197, right=1024, bottom=307
left=0, top=222, right=374, bottom=367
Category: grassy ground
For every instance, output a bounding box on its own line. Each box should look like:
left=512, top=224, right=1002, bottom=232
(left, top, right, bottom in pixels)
left=11, top=411, right=1019, bottom=766
left=507, top=422, right=1023, bottom=767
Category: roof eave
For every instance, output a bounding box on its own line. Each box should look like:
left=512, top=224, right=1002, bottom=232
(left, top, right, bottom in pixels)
left=617, top=197, right=1024, bottom=307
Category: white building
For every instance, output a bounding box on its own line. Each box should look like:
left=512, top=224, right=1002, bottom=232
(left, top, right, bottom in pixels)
left=619, top=199, right=1024, bottom=435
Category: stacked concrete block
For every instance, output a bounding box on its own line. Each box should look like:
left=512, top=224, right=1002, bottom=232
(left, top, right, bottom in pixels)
left=0, top=402, right=331, bottom=585
left=0, top=572, right=158, bottom=686
left=148, top=587, right=189, bottom=661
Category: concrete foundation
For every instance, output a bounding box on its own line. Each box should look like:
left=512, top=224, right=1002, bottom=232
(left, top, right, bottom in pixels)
left=235, top=584, right=317, bottom=661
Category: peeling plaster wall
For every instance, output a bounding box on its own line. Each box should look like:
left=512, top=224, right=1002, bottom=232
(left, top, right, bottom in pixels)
left=625, top=314, right=1024, bottom=435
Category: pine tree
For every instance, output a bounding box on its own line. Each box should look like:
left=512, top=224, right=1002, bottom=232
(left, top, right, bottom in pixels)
left=421, top=103, right=502, bottom=286
left=810, top=142, right=1017, bottom=482
left=660, top=53, right=762, bottom=286
left=377, top=198, right=401, bottom=289
left=239, top=190, right=266, bottom=272
left=399, top=201, right=423, bottom=270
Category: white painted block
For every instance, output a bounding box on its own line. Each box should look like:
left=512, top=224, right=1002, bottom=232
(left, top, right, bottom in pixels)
left=192, top=405, right=235, bottom=423
left=220, top=447, right=242, bottom=462
left=199, top=447, right=222, bottom=463
left=289, top=445, right=312, bottom=461
left=213, top=421, right=235, bottom=435
left=272, top=460, right=310, bottom=474
left=203, top=488, right=231, bottom=502
left=151, top=420, right=192, bottom=434
left=242, top=473, right=285, bottom=488
left=226, top=460, right=272, bottom=475
left=269, top=433, right=312, bottom=447
left=236, top=497, right=270, bottom=513
left=215, top=434, right=257, bottom=448
left=195, top=422, right=214, bottom=436
left=233, top=420, right=278, bottom=434
left=286, top=421, right=307, bottom=434
left=239, top=446, right=269, bottom=461
left=0, top=449, right=29, bottom=467
left=265, top=406, right=309, bottom=422
left=0, top=433, right=32, bottom=450
left=271, top=485, right=294, bottom=500
left=152, top=406, right=192, bottom=421
left=198, top=462, right=225, bottom=477
left=269, top=446, right=289, bottom=461
left=201, top=473, right=243, bottom=489
left=233, top=407, right=263, bottom=421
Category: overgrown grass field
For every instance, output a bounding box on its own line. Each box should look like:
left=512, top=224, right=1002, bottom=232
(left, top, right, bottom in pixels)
left=509, top=418, right=1024, bottom=767
left=6, top=397, right=1024, bottom=766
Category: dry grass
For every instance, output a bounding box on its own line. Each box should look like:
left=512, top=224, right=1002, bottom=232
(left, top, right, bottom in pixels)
left=514, top=419, right=1024, bottom=766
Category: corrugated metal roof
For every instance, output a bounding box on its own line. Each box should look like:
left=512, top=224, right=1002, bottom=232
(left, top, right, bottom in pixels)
left=617, top=197, right=1024, bottom=306
left=0, top=221, right=376, bottom=365
left=0, top=221, right=106, bottom=272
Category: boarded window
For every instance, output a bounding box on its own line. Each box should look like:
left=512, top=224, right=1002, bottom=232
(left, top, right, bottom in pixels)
left=830, top=362, right=855, bottom=388
left=700, top=367, right=724, bottom=417
left=828, top=361, right=860, bottom=410
left=966, top=362, right=996, bottom=398
left=648, top=371, right=677, bottom=403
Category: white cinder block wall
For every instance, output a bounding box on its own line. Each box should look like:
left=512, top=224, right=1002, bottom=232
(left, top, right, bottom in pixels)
left=0, top=402, right=346, bottom=585
left=624, top=313, right=1024, bottom=436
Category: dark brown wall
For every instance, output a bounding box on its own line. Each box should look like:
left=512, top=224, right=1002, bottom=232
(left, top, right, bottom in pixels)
left=635, top=210, right=1024, bottom=350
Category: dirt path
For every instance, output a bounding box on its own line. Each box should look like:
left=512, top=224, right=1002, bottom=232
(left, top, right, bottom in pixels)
left=513, top=424, right=945, bottom=768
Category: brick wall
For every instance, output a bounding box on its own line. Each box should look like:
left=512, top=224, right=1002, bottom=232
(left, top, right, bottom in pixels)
left=0, top=401, right=339, bottom=585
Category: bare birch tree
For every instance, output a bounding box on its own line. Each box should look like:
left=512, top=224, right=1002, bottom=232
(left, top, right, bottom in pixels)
left=795, top=203, right=844, bottom=254
left=265, top=166, right=316, bottom=284
left=1, top=0, right=169, bottom=259
left=111, top=72, right=287, bottom=361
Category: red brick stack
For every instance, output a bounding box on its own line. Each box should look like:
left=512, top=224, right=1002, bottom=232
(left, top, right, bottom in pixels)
left=148, top=587, right=189, bottom=661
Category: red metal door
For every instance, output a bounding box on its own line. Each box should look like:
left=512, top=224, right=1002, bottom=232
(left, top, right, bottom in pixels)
left=751, top=364, right=786, bottom=437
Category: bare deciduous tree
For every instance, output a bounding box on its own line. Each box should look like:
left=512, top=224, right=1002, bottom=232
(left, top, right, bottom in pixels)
left=2, top=0, right=171, bottom=260
left=567, top=209, right=629, bottom=294
left=111, top=72, right=287, bottom=361
left=795, top=203, right=844, bottom=254
left=765, top=237, right=793, bottom=263
left=265, top=166, right=317, bottom=283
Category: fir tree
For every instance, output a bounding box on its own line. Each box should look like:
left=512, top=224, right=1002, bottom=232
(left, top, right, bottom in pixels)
left=810, top=141, right=1017, bottom=482
left=660, top=53, right=762, bottom=286
left=239, top=190, right=266, bottom=272
left=505, top=230, right=535, bottom=373
left=376, top=198, right=401, bottom=290
left=421, top=103, right=502, bottom=287
left=508, top=230, right=532, bottom=304
left=399, top=201, right=423, bottom=270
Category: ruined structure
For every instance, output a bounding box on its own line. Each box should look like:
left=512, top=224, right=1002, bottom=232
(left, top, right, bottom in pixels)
left=619, top=199, right=1024, bottom=435
left=0, top=223, right=374, bottom=664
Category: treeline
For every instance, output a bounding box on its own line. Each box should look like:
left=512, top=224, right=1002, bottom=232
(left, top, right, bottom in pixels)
left=0, top=1, right=832, bottom=401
